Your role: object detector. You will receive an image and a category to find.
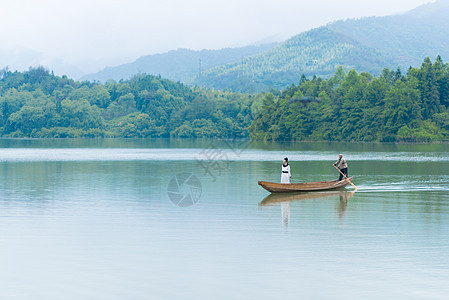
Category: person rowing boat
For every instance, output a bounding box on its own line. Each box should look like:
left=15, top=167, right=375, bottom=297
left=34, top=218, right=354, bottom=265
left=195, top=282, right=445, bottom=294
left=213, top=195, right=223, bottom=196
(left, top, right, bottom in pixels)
left=333, top=154, right=348, bottom=181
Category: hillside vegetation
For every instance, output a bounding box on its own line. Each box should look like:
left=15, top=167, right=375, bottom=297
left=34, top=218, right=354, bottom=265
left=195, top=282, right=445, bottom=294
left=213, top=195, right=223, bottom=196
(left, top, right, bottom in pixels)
left=198, top=27, right=394, bottom=93
left=197, top=1, right=449, bottom=92
left=0, top=67, right=254, bottom=138
left=3, top=55, right=449, bottom=143
left=250, top=56, right=449, bottom=143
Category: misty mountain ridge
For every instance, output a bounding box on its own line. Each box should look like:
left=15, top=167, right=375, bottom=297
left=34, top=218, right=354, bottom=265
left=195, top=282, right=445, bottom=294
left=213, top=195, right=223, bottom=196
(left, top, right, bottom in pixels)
left=327, top=0, right=449, bottom=67
left=196, top=0, right=449, bottom=92
left=80, top=43, right=278, bottom=83
left=3, top=0, right=448, bottom=92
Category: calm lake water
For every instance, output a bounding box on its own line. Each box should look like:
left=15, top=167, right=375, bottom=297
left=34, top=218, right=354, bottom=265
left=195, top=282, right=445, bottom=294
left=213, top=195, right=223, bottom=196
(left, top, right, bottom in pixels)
left=0, top=139, right=448, bottom=299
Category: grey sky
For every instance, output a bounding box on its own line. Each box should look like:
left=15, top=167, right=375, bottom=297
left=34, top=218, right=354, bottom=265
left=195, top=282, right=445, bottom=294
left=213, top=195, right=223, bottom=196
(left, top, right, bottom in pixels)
left=0, top=0, right=435, bottom=74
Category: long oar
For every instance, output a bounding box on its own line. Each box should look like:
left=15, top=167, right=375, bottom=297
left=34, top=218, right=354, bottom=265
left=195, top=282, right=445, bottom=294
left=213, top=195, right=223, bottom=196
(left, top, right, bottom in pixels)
left=333, top=165, right=357, bottom=191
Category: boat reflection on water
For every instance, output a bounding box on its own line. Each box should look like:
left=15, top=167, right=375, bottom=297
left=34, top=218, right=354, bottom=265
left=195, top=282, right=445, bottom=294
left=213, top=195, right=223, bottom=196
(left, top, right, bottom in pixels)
left=259, top=191, right=355, bottom=226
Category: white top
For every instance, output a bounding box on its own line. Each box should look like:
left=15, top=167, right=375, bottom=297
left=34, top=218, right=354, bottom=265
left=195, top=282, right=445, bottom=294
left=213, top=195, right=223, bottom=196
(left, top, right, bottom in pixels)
left=335, top=158, right=347, bottom=169
left=282, top=164, right=291, bottom=177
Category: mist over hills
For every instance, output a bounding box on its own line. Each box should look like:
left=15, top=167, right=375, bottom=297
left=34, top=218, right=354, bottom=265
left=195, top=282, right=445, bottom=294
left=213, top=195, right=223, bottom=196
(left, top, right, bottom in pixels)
left=6, top=0, right=447, bottom=94
left=81, top=1, right=449, bottom=93
left=197, top=27, right=394, bottom=92
left=327, top=0, right=449, bottom=68
left=80, top=44, right=278, bottom=83
left=0, top=45, right=85, bottom=79
left=197, top=0, right=449, bottom=92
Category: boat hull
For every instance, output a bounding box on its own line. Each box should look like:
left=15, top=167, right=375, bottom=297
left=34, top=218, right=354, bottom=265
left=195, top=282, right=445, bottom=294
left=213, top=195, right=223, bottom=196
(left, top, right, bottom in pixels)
left=258, top=177, right=353, bottom=193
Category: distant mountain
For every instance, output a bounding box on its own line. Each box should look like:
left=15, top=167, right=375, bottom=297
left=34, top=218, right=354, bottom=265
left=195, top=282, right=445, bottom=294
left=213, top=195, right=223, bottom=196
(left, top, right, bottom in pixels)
left=197, top=27, right=395, bottom=93
left=0, top=45, right=85, bottom=79
left=80, top=44, right=277, bottom=83
left=197, top=0, right=449, bottom=92
left=328, top=0, right=449, bottom=68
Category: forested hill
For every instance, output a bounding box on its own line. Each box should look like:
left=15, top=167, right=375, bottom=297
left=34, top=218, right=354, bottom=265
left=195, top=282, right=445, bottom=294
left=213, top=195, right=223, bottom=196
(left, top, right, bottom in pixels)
left=198, top=27, right=394, bottom=93
left=3, top=56, right=449, bottom=142
left=197, top=0, right=449, bottom=93
left=0, top=67, right=254, bottom=138
left=80, top=44, right=277, bottom=84
left=249, top=56, right=449, bottom=143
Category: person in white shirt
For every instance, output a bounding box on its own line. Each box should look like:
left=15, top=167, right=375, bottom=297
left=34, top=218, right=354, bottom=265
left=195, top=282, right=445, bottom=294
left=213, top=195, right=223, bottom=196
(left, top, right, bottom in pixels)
left=333, top=154, right=348, bottom=181
left=281, top=157, right=291, bottom=183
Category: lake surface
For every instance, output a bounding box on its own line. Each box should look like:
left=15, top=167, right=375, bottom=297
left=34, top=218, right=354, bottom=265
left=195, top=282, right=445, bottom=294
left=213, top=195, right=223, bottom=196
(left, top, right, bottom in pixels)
left=0, top=139, right=448, bottom=299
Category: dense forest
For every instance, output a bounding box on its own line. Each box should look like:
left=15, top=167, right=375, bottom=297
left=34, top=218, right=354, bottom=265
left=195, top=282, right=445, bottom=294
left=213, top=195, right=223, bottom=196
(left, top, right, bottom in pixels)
left=0, top=67, right=254, bottom=138
left=2, top=56, right=449, bottom=143
left=250, top=56, right=449, bottom=142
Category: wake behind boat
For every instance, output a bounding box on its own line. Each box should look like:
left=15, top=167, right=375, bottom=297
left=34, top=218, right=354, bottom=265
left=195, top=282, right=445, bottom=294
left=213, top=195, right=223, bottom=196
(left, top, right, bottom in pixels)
left=258, top=177, right=353, bottom=193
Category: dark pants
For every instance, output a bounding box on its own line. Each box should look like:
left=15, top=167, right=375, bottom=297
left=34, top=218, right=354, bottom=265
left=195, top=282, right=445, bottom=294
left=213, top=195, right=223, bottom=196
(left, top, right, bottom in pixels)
left=338, top=168, right=348, bottom=181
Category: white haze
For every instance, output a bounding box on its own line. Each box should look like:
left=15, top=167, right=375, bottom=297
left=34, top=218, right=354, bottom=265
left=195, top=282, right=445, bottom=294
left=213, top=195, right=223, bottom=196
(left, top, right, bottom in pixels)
left=0, top=0, right=435, bottom=78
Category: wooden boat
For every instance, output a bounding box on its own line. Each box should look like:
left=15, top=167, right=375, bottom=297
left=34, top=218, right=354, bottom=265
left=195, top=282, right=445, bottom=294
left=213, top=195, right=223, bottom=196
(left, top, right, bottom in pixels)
left=258, top=177, right=353, bottom=193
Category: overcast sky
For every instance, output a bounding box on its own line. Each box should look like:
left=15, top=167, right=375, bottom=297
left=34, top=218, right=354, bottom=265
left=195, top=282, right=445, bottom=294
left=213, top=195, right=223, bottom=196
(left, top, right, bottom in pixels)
left=0, top=0, right=435, bottom=73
